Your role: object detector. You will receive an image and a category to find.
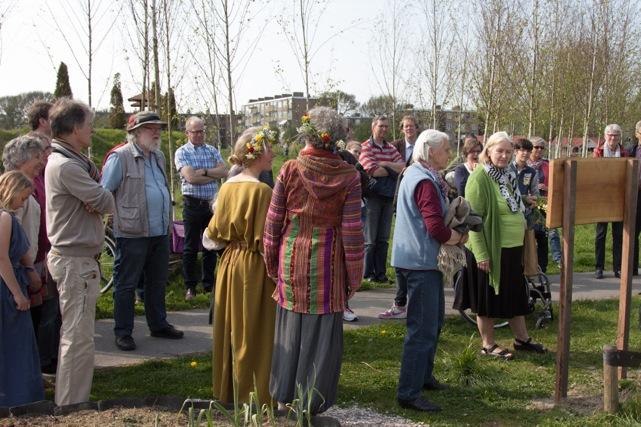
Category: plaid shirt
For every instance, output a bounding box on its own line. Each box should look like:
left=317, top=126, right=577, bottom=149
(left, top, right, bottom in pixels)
left=175, top=141, right=224, bottom=200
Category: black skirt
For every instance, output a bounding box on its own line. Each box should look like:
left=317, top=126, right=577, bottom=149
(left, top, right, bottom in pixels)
left=453, top=246, right=529, bottom=319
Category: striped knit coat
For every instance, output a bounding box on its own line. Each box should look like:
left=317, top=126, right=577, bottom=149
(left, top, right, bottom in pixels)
left=263, top=147, right=364, bottom=314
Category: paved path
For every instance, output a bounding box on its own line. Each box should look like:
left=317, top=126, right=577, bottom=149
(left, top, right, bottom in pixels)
left=94, top=272, right=641, bottom=368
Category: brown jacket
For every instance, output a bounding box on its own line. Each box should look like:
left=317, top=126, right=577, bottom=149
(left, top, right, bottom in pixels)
left=390, top=139, right=414, bottom=166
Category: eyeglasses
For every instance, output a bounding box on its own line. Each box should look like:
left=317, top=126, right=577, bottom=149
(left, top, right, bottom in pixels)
left=533, top=146, right=545, bottom=150
left=187, top=129, right=206, bottom=134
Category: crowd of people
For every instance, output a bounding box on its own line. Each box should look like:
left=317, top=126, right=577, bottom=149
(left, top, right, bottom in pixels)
left=1, top=97, right=640, bottom=415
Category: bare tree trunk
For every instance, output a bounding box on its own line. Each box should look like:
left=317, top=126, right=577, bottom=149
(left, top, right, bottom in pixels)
left=152, top=0, right=160, bottom=111
left=142, top=0, right=149, bottom=110
left=197, top=0, right=223, bottom=148
left=526, top=0, right=539, bottom=138
left=222, top=0, right=235, bottom=146
left=161, top=0, right=176, bottom=218
left=299, top=0, right=311, bottom=111
left=581, top=24, right=597, bottom=157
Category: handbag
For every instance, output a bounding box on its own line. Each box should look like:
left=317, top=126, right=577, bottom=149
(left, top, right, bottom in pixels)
left=202, top=228, right=227, bottom=251
left=522, top=229, right=539, bottom=276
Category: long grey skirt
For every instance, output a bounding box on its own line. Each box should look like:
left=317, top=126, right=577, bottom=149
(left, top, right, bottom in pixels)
left=269, top=305, right=343, bottom=414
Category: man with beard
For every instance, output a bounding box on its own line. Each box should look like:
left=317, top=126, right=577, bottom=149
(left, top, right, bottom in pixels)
left=101, top=111, right=183, bottom=351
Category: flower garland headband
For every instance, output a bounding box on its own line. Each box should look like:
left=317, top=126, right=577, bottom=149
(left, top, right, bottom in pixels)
left=245, top=125, right=277, bottom=160
left=297, top=114, right=333, bottom=149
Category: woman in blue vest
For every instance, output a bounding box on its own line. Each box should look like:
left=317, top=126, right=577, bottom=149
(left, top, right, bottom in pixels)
left=391, top=130, right=468, bottom=412
left=456, top=132, right=546, bottom=360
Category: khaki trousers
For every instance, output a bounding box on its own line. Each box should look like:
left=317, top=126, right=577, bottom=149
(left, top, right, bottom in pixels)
left=48, top=253, right=100, bottom=406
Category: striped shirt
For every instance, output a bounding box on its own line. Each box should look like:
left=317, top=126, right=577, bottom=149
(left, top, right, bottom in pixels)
left=174, top=141, right=224, bottom=200
left=358, top=137, right=403, bottom=175
left=263, top=150, right=364, bottom=314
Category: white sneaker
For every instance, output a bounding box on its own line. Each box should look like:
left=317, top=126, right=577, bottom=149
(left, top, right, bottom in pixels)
left=378, top=304, right=407, bottom=319
left=343, top=307, right=359, bottom=322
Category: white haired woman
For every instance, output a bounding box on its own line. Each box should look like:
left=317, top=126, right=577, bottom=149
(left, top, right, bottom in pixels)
left=454, top=131, right=546, bottom=360
left=264, top=107, right=364, bottom=414
left=392, top=130, right=467, bottom=412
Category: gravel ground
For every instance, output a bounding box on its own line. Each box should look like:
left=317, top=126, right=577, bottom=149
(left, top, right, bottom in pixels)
left=325, top=405, right=425, bottom=426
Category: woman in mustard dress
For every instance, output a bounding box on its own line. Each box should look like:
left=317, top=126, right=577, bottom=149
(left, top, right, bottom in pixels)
left=206, top=126, right=276, bottom=404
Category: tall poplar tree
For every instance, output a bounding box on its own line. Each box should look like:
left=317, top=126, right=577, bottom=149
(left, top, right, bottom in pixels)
left=54, top=62, right=73, bottom=99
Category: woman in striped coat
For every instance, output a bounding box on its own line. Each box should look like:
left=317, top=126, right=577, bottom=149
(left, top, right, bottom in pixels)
left=263, top=106, right=364, bottom=414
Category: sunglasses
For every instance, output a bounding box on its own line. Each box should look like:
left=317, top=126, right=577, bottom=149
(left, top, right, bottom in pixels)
left=533, top=146, right=545, bottom=150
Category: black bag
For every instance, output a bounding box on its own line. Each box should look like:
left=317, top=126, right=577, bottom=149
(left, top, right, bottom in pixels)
left=363, top=166, right=398, bottom=200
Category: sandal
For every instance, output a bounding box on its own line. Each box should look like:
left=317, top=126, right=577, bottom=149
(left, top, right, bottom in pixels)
left=480, top=344, right=514, bottom=360
left=514, top=337, right=547, bottom=353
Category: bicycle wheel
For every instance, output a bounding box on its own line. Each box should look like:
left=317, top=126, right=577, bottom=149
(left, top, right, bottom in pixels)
left=99, top=234, right=116, bottom=294
left=453, top=271, right=509, bottom=329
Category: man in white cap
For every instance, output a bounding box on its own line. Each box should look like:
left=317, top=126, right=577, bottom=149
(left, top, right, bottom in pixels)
left=102, top=111, right=183, bottom=352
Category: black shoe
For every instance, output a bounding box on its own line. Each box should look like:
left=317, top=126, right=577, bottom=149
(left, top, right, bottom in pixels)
left=115, top=335, right=136, bottom=351
left=150, top=324, right=184, bottom=339
left=398, top=397, right=441, bottom=412
left=595, top=269, right=604, bottom=279
left=615, top=270, right=621, bottom=278
left=423, top=377, right=449, bottom=391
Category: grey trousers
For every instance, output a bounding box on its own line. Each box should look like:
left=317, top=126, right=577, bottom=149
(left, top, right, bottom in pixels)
left=269, top=306, right=343, bottom=414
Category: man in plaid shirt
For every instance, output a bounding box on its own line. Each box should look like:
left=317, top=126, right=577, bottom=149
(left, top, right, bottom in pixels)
left=175, top=116, right=228, bottom=300
left=359, top=115, right=404, bottom=283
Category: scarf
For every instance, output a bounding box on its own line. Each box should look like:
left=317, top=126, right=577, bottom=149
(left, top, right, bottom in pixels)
left=423, top=162, right=450, bottom=197
left=51, top=138, right=101, bottom=183
left=603, top=143, right=621, bottom=158
left=483, top=163, right=523, bottom=213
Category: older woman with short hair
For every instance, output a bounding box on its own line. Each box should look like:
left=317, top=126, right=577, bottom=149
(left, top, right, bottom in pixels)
left=455, top=132, right=545, bottom=360
left=454, top=136, right=482, bottom=197
left=2, top=136, right=45, bottom=264
left=393, top=130, right=467, bottom=412
left=264, top=106, right=364, bottom=414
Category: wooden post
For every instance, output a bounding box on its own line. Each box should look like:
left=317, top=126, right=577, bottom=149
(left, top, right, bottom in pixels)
left=603, top=345, right=619, bottom=413
left=616, top=159, right=639, bottom=379
left=555, top=159, right=576, bottom=403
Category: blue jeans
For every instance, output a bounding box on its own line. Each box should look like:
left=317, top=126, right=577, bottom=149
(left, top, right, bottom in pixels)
left=363, top=196, right=394, bottom=280
left=182, top=197, right=217, bottom=291
left=397, top=269, right=444, bottom=401
left=549, top=228, right=561, bottom=264
left=113, top=235, right=171, bottom=337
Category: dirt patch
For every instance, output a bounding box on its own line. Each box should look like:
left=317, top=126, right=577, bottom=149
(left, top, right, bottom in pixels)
left=0, top=408, right=187, bottom=427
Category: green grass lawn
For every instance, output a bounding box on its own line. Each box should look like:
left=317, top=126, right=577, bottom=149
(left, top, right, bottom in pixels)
left=89, top=298, right=641, bottom=425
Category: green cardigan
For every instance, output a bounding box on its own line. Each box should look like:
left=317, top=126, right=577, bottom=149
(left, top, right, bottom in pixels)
left=465, top=166, right=519, bottom=293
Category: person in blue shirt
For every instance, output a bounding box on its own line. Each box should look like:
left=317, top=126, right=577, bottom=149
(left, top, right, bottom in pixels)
left=174, top=116, right=228, bottom=300
left=102, top=111, right=184, bottom=351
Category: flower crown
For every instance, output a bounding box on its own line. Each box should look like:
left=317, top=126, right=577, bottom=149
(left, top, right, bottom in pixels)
left=297, top=114, right=333, bottom=149
left=245, top=125, right=277, bottom=160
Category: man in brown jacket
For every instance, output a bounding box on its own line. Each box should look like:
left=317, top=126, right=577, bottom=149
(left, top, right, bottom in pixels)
left=45, top=99, right=115, bottom=406
left=390, top=115, right=419, bottom=166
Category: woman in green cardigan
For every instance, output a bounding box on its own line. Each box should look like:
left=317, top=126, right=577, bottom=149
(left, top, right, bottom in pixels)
left=454, top=132, right=546, bottom=360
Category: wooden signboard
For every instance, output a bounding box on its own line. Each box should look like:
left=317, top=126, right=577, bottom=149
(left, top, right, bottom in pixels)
left=547, top=158, right=639, bottom=404
left=547, top=158, right=627, bottom=228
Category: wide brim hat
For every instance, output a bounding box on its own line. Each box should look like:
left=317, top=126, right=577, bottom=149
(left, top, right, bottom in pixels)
left=127, top=111, right=167, bottom=132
